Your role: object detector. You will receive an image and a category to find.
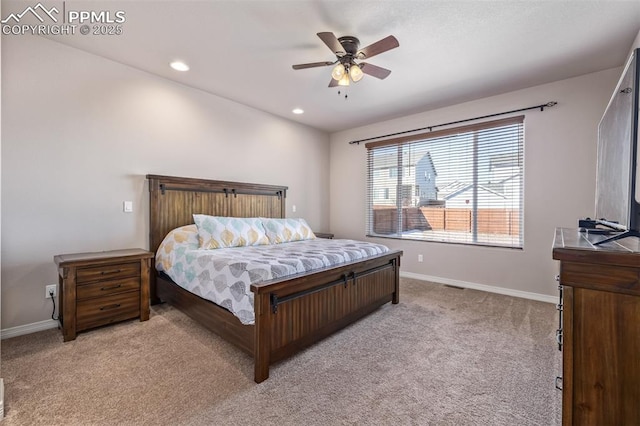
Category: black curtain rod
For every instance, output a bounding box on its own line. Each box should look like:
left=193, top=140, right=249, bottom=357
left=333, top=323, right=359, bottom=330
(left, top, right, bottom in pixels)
left=349, top=101, right=557, bottom=145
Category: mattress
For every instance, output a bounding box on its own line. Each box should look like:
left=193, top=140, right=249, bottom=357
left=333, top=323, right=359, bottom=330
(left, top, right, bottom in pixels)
left=156, top=225, right=390, bottom=325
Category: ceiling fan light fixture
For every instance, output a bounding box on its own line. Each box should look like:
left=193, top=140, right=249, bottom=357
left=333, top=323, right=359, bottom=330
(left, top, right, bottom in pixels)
left=331, top=63, right=346, bottom=80
left=350, top=64, right=364, bottom=82
left=337, top=73, right=350, bottom=86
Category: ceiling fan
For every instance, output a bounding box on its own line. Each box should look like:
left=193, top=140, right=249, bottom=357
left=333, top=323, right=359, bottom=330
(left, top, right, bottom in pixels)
left=292, top=32, right=399, bottom=87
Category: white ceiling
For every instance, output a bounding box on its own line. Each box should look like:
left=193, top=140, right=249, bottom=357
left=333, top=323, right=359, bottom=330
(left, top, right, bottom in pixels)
left=13, top=0, right=640, bottom=132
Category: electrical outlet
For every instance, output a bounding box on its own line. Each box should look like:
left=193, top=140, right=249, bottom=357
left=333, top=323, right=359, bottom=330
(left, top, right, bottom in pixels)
left=418, top=254, right=424, bottom=262
left=45, top=284, right=57, bottom=299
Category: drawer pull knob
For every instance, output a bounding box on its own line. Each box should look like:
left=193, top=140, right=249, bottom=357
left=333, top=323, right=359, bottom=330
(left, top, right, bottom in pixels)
left=99, top=303, right=121, bottom=311
left=100, top=269, right=122, bottom=275
left=100, top=284, right=122, bottom=291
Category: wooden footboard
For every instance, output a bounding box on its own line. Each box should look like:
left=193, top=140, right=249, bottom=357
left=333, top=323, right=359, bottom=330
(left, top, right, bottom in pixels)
left=252, top=251, right=401, bottom=382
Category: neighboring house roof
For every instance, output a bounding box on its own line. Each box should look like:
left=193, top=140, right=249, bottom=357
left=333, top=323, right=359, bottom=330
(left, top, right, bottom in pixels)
left=439, top=180, right=507, bottom=200
left=484, top=172, right=522, bottom=193
left=440, top=172, right=521, bottom=200
left=496, top=172, right=521, bottom=185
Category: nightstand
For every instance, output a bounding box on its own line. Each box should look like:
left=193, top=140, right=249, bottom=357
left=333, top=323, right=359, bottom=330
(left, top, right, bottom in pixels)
left=54, top=248, right=154, bottom=341
left=314, top=232, right=334, bottom=239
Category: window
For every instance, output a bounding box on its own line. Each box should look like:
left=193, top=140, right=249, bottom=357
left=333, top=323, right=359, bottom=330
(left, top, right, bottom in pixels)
left=366, top=116, right=524, bottom=248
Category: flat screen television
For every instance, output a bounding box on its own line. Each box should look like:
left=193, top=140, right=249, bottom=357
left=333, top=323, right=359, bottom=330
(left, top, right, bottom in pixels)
left=594, top=47, right=640, bottom=244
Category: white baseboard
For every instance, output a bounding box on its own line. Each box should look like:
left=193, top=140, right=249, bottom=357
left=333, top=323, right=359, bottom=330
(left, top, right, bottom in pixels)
left=1, top=319, right=59, bottom=340
left=0, top=378, right=4, bottom=419
left=400, top=271, right=557, bottom=304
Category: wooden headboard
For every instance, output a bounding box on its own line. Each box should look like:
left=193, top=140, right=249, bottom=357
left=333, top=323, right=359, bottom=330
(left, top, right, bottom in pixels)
left=147, top=175, right=288, bottom=256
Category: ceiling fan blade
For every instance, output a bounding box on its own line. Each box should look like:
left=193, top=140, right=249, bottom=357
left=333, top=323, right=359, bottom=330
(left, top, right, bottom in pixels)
left=360, top=63, right=392, bottom=79
left=328, top=78, right=338, bottom=87
left=292, top=61, right=335, bottom=70
left=317, top=32, right=346, bottom=56
left=357, top=35, right=399, bottom=59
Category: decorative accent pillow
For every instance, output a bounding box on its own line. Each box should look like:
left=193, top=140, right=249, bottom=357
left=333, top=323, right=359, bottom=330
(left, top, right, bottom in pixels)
left=193, top=215, right=269, bottom=249
left=261, top=218, right=316, bottom=244
left=156, top=224, right=199, bottom=272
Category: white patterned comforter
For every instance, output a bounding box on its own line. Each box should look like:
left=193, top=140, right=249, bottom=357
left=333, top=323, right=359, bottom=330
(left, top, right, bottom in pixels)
left=156, top=225, right=390, bottom=325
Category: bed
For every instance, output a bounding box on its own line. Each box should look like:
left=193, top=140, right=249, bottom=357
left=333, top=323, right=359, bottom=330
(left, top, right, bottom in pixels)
left=147, top=174, right=403, bottom=383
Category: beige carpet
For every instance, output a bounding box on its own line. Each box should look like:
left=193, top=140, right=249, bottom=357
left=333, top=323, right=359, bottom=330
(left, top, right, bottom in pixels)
left=1, top=279, right=561, bottom=425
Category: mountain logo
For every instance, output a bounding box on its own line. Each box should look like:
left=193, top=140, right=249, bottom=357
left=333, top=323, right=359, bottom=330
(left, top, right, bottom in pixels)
left=1, top=3, right=59, bottom=24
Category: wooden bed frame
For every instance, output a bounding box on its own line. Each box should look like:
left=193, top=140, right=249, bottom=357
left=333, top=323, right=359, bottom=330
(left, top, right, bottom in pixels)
left=147, top=174, right=402, bottom=382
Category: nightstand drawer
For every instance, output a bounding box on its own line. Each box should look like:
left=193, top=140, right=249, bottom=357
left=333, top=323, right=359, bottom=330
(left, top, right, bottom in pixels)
left=77, top=276, right=140, bottom=300
left=77, top=291, right=140, bottom=331
left=76, top=262, right=140, bottom=284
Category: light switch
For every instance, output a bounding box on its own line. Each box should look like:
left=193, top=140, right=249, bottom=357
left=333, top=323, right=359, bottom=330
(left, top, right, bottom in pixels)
left=292, top=205, right=297, bottom=213
left=123, top=201, right=133, bottom=213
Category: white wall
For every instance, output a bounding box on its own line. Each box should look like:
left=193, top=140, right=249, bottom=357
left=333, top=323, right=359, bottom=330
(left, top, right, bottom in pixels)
left=1, top=35, right=330, bottom=329
left=329, top=67, right=621, bottom=298
left=629, top=29, right=640, bottom=54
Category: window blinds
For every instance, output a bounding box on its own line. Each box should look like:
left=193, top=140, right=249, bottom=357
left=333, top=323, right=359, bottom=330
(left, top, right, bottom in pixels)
left=366, top=115, right=524, bottom=248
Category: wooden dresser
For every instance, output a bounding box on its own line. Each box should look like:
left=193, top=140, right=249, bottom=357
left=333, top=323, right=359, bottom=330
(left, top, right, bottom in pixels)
left=54, top=249, right=154, bottom=341
left=552, top=228, right=640, bottom=425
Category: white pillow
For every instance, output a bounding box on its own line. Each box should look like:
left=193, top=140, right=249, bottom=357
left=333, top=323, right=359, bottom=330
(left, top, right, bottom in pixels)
left=193, top=215, right=269, bottom=249
left=261, top=218, right=316, bottom=244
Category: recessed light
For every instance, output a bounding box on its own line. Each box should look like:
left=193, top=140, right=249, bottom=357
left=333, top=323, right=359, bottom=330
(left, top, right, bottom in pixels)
left=170, top=61, right=190, bottom=71
left=292, top=108, right=304, bottom=114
